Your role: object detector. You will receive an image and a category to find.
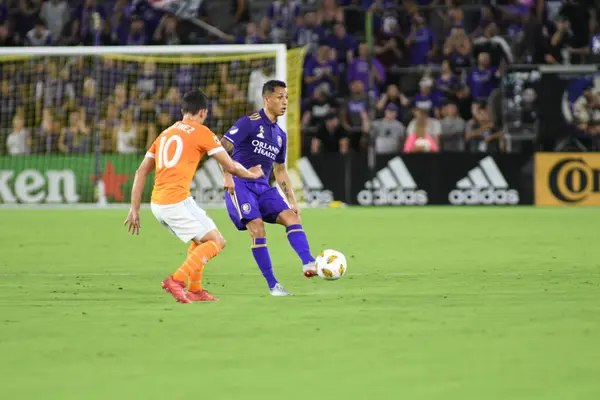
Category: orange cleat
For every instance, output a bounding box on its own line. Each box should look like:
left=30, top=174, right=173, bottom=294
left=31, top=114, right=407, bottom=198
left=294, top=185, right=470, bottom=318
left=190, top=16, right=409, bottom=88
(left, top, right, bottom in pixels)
left=161, top=277, right=192, bottom=304
left=187, top=289, right=219, bottom=302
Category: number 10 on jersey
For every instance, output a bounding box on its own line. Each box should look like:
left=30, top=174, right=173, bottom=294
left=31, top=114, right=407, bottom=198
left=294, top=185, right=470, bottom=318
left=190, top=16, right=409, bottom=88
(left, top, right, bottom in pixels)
left=157, top=135, right=184, bottom=169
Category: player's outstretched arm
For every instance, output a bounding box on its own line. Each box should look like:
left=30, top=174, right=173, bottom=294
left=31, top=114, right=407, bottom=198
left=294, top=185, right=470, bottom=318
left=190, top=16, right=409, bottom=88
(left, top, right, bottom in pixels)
left=124, top=157, right=154, bottom=235
left=273, top=163, right=300, bottom=215
left=212, top=150, right=264, bottom=180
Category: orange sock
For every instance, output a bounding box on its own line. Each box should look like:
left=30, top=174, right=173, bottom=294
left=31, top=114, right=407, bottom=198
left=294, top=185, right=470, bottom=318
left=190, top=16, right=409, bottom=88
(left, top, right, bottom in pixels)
left=172, top=240, right=222, bottom=285
left=187, top=243, right=203, bottom=292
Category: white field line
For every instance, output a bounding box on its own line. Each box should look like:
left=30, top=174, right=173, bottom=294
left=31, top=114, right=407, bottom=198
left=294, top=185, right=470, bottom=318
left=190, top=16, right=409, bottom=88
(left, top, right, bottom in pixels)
left=0, top=272, right=412, bottom=277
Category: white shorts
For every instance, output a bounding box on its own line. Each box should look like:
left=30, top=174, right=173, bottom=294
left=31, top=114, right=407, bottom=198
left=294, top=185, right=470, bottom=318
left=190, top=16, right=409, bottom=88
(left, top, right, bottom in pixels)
left=151, top=197, right=217, bottom=243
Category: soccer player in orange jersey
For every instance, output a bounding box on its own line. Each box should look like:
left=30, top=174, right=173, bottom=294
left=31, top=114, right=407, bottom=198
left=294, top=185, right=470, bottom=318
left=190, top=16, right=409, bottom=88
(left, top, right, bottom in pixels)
left=124, top=90, right=264, bottom=304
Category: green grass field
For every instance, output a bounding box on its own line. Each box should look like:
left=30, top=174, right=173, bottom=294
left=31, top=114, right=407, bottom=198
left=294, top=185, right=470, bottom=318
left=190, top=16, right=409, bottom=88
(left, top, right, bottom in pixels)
left=0, top=207, right=599, bottom=399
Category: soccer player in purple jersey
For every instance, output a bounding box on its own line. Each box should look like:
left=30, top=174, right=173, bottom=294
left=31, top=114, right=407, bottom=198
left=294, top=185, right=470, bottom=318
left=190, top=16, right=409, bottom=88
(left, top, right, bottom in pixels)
left=220, top=80, right=316, bottom=296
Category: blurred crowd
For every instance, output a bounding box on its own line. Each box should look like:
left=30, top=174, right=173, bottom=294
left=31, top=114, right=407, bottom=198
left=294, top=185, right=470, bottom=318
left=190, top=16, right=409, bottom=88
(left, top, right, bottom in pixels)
left=0, top=0, right=599, bottom=156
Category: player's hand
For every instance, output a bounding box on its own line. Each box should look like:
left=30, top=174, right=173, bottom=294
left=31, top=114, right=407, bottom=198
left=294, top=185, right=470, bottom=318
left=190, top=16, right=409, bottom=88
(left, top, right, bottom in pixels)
left=290, top=202, right=301, bottom=217
left=224, top=173, right=235, bottom=194
left=124, top=209, right=141, bottom=236
left=249, top=164, right=264, bottom=179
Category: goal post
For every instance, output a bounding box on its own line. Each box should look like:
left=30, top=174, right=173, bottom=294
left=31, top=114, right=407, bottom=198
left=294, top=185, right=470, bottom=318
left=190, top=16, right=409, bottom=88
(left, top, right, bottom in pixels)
left=0, top=44, right=306, bottom=207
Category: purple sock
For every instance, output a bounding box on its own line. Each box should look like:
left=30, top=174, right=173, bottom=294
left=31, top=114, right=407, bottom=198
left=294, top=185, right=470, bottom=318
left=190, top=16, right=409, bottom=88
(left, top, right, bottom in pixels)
left=251, top=238, right=278, bottom=289
left=286, top=224, right=315, bottom=265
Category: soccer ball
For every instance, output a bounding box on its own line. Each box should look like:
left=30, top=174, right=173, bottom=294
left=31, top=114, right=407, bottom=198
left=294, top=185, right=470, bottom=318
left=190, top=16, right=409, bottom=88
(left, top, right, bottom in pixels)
left=315, top=249, right=347, bottom=280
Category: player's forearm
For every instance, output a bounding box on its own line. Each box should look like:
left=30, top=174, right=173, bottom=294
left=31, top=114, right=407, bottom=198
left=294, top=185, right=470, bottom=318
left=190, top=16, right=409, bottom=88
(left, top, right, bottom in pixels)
left=226, top=161, right=258, bottom=179
left=275, top=170, right=297, bottom=205
left=130, top=171, right=147, bottom=211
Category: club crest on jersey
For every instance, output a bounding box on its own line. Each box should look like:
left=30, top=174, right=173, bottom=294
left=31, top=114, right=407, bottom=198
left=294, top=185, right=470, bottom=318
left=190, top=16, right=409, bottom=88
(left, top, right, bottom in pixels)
left=242, top=203, right=251, bottom=214
left=277, top=136, right=282, bottom=147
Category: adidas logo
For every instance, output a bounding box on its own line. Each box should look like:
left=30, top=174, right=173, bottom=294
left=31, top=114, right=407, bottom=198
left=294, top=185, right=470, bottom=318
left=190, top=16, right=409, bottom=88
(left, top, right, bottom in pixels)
left=191, top=158, right=225, bottom=205
left=449, top=156, right=519, bottom=205
left=296, top=157, right=334, bottom=205
left=357, top=157, right=427, bottom=205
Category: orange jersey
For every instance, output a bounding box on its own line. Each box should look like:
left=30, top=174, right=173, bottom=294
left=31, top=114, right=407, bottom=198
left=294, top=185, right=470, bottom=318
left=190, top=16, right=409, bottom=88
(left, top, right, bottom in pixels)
left=146, top=119, right=224, bottom=205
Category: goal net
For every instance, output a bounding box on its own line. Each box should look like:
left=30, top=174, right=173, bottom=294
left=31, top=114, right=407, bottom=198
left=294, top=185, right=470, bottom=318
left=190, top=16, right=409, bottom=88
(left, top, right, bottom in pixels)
left=0, top=45, right=305, bottom=206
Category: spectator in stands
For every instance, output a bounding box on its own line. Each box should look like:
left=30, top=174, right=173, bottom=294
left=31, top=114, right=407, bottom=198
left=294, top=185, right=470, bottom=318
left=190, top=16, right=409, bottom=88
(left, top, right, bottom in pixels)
left=136, top=92, right=158, bottom=149
left=248, top=60, right=275, bottom=110
left=328, top=22, right=358, bottom=69
left=472, top=22, right=512, bottom=65
left=112, top=0, right=132, bottom=45
left=129, top=0, right=163, bottom=40
left=0, top=1, right=7, bottom=26
left=293, top=11, right=326, bottom=57
left=371, top=103, right=405, bottom=155
left=465, top=101, right=503, bottom=152
left=15, top=0, right=41, bottom=41
left=436, top=59, right=459, bottom=99
left=153, top=15, right=182, bottom=45
left=72, top=0, right=107, bottom=46
left=406, top=13, right=437, bottom=66
left=414, top=77, right=442, bottom=118
left=376, top=83, right=409, bottom=121
left=302, top=83, right=338, bottom=131
left=572, top=86, right=600, bottom=134
left=99, top=58, right=127, bottom=100
left=224, top=21, right=264, bottom=44
left=443, top=25, right=471, bottom=72
left=405, top=103, right=441, bottom=152
left=311, top=112, right=349, bottom=154
left=136, top=61, right=163, bottom=99
left=65, top=57, right=86, bottom=98
left=81, top=78, right=97, bottom=123
left=173, top=62, right=197, bottom=95
left=6, top=114, right=30, bottom=155
left=126, top=16, right=148, bottom=45
left=231, top=0, right=252, bottom=33
left=25, top=20, right=52, bottom=46
left=559, top=0, right=594, bottom=64
left=317, top=0, right=345, bottom=36
left=436, top=0, right=464, bottom=36
left=439, top=100, right=466, bottom=151
left=341, top=80, right=370, bottom=151
left=466, top=52, right=501, bottom=101
left=543, top=16, right=574, bottom=64
left=0, top=23, right=16, bottom=47
left=99, top=103, right=119, bottom=153
left=159, top=87, right=182, bottom=123
left=37, top=108, right=56, bottom=153
left=59, top=110, right=90, bottom=154
left=116, top=108, right=138, bottom=154
left=304, top=44, right=339, bottom=97
left=0, top=79, right=18, bottom=132
left=40, top=0, right=69, bottom=44
left=261, top=0, right=302, bottom=44
left=464, top=100, right=482, bottom=144
left=35, top=60, right=74, bottom=113
left=111, top=83, right=129, bottom=111
left=347, top=43, right=385, bottom=97
left=375, top=16, right=407, bottom=86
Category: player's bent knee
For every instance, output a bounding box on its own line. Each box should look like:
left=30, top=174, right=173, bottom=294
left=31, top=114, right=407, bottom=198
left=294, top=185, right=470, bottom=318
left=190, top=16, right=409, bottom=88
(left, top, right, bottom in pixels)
left=246, top=218, right=266, bottom=238
left=277, top=210, right=300, bottom=226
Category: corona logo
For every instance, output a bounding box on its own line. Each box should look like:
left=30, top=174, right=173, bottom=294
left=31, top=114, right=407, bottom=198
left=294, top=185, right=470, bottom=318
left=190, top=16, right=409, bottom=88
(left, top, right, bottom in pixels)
left=548, top=157, right=600, bottom=203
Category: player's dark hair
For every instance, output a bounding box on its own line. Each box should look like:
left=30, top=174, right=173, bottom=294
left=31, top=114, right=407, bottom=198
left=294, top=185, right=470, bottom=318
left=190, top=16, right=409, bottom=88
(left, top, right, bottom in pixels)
left=181, top=89, right=209, bottom=115
left=262, top=80, right=287, bottom=96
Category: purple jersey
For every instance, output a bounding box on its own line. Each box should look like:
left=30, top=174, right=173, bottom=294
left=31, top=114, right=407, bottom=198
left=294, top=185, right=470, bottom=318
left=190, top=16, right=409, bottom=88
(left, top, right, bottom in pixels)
left=223, top=109, right=287, bottom=185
